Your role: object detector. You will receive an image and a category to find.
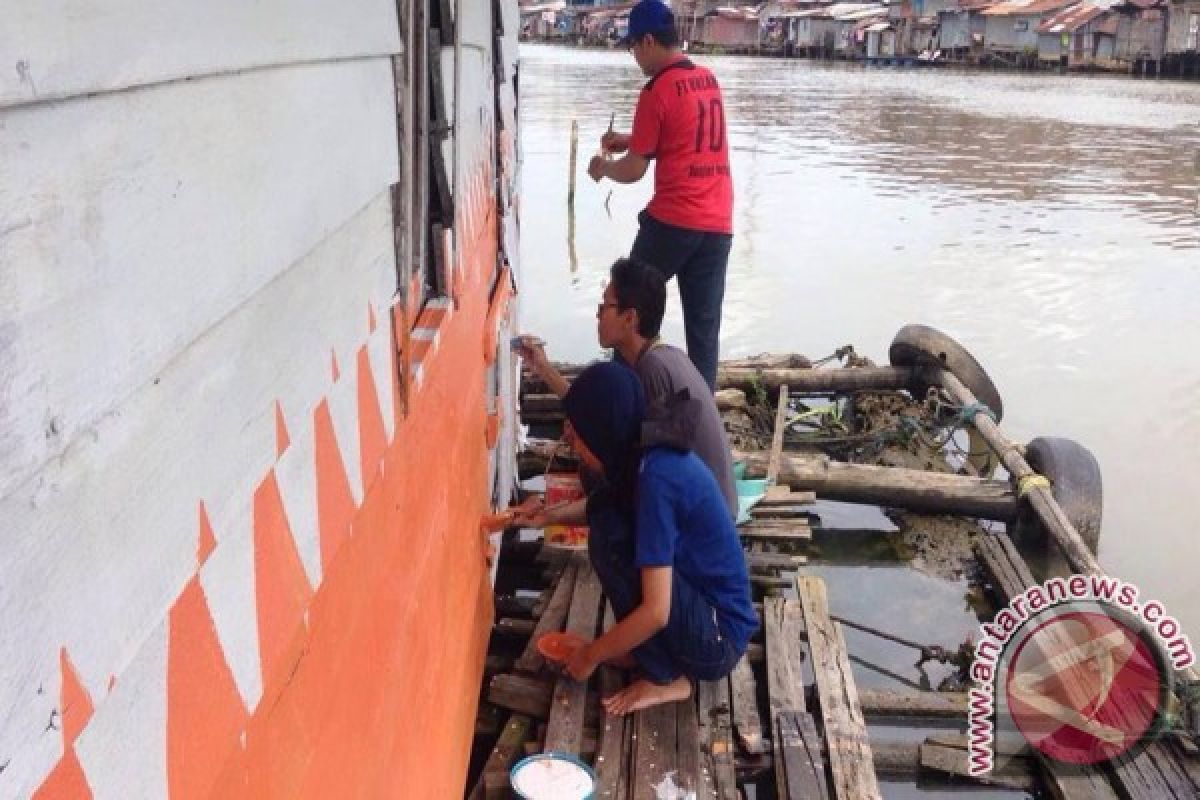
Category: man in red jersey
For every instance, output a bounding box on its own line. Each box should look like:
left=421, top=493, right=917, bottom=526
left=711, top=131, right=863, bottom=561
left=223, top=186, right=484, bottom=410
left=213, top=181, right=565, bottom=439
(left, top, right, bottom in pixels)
left=588, top=0, right=734, bottom=391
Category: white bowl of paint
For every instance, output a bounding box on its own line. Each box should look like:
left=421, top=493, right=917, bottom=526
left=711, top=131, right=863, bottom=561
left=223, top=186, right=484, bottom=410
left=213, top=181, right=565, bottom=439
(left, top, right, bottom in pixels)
left=510, top=752, right=596, bottom=800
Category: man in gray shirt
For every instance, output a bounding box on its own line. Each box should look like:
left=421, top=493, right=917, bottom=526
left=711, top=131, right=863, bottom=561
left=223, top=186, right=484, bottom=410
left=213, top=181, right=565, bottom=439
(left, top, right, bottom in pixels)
left=518, top=258, right=737, bottom=518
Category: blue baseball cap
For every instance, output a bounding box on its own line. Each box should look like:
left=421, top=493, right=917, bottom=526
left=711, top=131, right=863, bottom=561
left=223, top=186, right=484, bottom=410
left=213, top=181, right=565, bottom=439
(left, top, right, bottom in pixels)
left=620, top=0, right=675, bottom=47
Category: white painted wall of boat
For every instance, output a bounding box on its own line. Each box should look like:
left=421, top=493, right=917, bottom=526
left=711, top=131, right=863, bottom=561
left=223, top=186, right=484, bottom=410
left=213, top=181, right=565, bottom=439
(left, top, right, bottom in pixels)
left=0, top=0, right=400, bottom=108
left=0, top=21, right=401, bottom=797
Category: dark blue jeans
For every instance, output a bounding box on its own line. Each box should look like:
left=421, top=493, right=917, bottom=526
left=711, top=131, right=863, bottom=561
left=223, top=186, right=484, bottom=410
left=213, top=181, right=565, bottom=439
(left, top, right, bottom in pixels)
left=587, top=501, right=741, bottom=685
left=631, top=211, right=734, bottom=391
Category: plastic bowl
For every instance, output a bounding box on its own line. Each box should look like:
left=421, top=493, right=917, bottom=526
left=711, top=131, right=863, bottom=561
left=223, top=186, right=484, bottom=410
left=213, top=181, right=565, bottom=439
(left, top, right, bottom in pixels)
left=735, top=478, right=769, bottom=497
left=510, top=752, right=596, bottom=800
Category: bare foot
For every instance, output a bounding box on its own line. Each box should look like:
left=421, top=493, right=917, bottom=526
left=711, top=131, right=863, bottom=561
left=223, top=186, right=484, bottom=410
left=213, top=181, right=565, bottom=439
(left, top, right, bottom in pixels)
left=601, top=676, right=692, bottom=716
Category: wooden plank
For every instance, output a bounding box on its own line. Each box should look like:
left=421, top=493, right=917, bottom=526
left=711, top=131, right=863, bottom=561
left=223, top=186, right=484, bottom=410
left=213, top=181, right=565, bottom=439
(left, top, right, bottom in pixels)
left=544, top=563, right=604, bottom=754
left=750, top=506, right=817, bottom=521
left=514, top=563, right=578, bottom=673
left=745, top=552, right=807, bottom=570
left=730, top=655, right=769, bottom=755
left=796, top=575, right=882, bottom=800
left=765, top=598, right=806, bottom=715
left=766, top=597, right=816, bottom=797
left=777, top=711, right=830, bottom=800
left=487, top=673, right=552, bottom=720
left=0, top=0, right=401, bottom=109
left=739, top=525, right=812, bottom=542
left=467, top=713, right=532, bottom=800
left=631, top=701, right=678, bottom=800
left=766, top=384, right=790, bottom=486
left=697, top=680, right=738, bottom=800
left=594, top=606, right=630, bottom=800
left=676, top=695, right=711, bottom=799
left=758, top=488, right=817, bottom=506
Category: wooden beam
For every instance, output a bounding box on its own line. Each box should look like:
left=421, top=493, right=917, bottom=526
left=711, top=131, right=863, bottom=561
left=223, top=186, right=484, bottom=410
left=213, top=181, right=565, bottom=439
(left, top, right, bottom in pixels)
left=740, top=450, right=1019, bottom=520
left=767, top=384, right=790, bottom=486
left=796, top=575, right=882, bottom=800
left=514, top=562, right=578, bottom=673
left=487, top=673, right=552, bottom=720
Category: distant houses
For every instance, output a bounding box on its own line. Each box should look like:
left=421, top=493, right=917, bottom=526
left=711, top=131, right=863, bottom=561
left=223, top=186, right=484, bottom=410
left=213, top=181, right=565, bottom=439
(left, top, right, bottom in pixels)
left=517, top=0, right=1200, bottom=77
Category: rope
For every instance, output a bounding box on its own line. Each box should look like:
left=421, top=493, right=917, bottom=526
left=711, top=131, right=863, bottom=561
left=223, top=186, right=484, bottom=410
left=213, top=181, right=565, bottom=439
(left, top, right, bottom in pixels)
left=1018, top=474, right=1052, bottom=497
left=956, top=402, right=997, bottom=425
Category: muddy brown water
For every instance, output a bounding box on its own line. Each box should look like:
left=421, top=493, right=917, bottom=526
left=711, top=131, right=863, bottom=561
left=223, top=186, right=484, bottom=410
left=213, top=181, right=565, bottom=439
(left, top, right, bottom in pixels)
left=517, top=44, right=1200, bottom=665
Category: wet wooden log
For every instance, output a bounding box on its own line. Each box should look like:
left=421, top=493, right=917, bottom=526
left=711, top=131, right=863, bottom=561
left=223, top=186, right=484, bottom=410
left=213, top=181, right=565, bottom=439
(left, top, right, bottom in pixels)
left=718, top=366, right=915, bottom=395
left=797, top=575, right=882, bottom=800
left=714, top=388, right=747, bottom=411
left=857, top=689, right=967, bottom=718
left=920, top=740, right=1036, bottom=792
left=739, top=450, right=1019, bottom=520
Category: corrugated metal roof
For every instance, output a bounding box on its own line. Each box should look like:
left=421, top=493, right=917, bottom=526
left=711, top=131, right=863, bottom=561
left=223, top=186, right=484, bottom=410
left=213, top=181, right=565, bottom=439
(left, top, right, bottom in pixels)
left=984, top=0, right=1075, bottom=15
left=1035, top=2, right=1107, bottom=32
left=956, top=0, right=1001, bottom=10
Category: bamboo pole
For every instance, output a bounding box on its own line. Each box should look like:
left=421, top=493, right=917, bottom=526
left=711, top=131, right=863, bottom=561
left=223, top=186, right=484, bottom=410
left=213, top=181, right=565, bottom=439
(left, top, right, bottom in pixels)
left=928, top=368, right=1100, bottom=574
left=567, top=118, right=578, bottom=209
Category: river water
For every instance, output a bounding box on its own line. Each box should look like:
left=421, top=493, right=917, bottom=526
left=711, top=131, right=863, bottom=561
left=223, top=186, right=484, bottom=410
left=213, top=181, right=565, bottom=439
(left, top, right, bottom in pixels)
left=516, top=44, right=1200, bottom=641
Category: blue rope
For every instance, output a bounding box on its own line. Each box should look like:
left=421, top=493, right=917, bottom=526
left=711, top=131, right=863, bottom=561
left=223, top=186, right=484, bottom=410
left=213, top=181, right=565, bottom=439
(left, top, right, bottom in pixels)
left=957, top=403, right=997, bottom=425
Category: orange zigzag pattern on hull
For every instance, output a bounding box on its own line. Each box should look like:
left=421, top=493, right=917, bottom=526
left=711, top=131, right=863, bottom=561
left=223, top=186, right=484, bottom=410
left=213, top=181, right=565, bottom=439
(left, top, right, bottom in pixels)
left=33, top=155, right=504, bottom=800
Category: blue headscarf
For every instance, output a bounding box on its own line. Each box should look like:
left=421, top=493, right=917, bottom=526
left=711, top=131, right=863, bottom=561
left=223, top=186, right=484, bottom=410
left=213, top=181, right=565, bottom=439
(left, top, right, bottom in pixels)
left=562, top=361, right=646, bottom=503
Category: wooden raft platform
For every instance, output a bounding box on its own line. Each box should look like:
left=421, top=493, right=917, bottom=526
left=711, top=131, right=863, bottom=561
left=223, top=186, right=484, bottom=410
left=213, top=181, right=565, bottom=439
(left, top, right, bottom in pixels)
left=477, top=492, right=891, bottom=799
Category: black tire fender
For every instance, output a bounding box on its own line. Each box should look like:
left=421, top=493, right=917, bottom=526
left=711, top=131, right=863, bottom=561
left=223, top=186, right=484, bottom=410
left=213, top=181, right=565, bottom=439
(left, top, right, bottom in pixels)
left=888, top=324, right=1004, bottom=423
left=1013, top=436, right=1104, bottom=554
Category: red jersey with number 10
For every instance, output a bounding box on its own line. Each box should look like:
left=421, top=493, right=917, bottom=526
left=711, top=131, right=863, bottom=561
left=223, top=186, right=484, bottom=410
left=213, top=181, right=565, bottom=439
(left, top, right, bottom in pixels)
left=629, top=57, right=733, bottom=235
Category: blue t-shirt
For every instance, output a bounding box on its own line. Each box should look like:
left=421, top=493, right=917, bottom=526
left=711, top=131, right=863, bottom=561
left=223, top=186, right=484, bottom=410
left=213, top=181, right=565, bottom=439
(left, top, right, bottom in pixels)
left=636, top=447, right=758, bottom=652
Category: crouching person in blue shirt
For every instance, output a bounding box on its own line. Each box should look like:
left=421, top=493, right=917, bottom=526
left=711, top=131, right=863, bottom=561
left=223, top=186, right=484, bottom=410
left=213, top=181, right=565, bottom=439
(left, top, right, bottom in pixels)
left=542, top=360, right=757, bottom=715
